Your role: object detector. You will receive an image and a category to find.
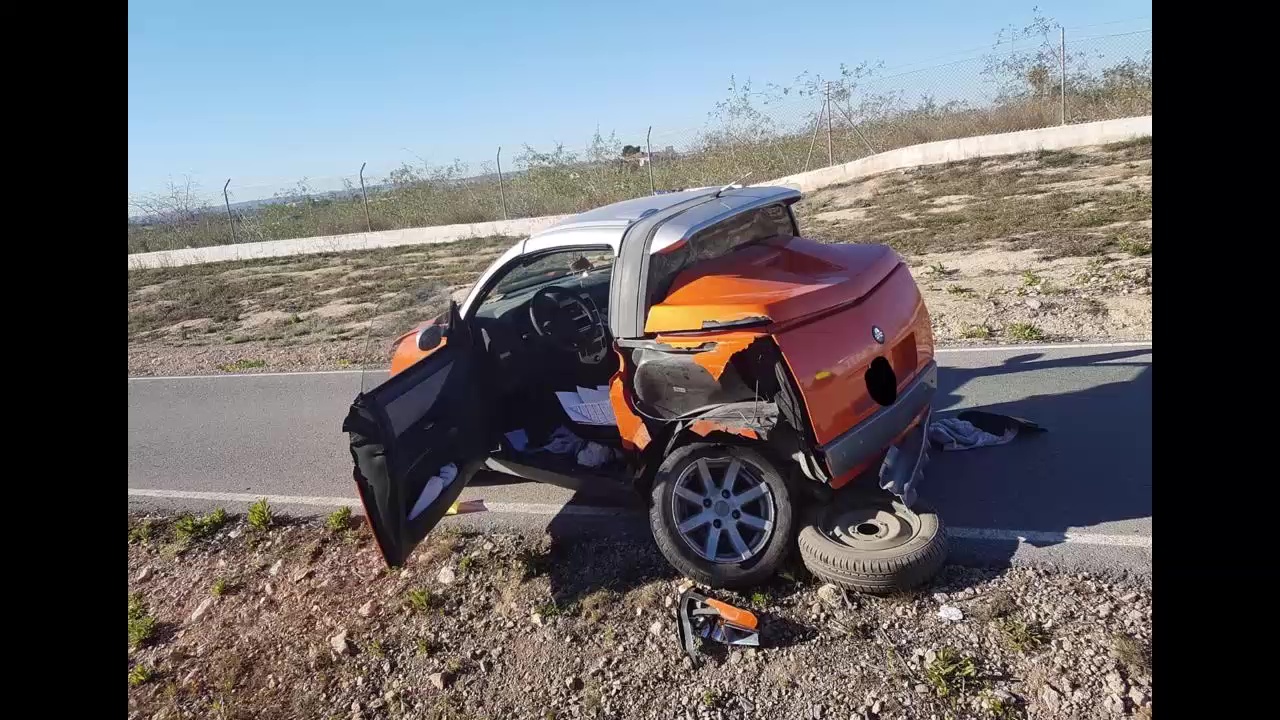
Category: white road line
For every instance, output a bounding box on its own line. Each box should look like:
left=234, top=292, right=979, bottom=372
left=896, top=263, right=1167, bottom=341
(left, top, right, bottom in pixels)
left=935, top=341, right=1151, bottom=354
left=127, top=369, right=368, bottom=381
left=127, top=342, right=1151, bottom=381
left=126, top=489, right=634, bottom=518
left=128, top=488, right=357, bottom=507
left=947, top=526, right=1151, bottom=549
left=127, top=488, right=1150, bottom=549
left=485, top=502, right=636, bottom=518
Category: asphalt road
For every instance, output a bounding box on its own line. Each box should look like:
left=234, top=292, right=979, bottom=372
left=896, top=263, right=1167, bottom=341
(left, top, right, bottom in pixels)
left=128, top=342, right=1152, bottom=577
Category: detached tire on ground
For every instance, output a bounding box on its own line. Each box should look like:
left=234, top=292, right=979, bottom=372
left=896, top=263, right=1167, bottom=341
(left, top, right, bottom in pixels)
left=797, top=492, right=947, bottom=594
left=649, top=443, right=795, bottom=589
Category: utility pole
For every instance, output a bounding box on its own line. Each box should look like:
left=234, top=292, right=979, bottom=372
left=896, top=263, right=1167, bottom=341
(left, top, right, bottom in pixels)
left=359, top=162, right=372, bottom=232
left=646, top=125, right=655, bottom=195
left=825, top=82, right=834, bottom=166
left=802, top=103, right=823, bottom=172
left=223, top=178, right=236, bottom=243
left=496, top=147, right=508, bottom=220
left=1059, top=26, right=1068, bottom=125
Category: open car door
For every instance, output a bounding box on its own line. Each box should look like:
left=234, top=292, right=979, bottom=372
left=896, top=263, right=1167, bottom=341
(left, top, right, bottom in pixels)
left=341, top=305, right=490, bottom=567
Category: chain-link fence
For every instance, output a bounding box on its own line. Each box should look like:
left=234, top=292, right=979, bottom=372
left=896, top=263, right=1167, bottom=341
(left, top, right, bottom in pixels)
left=127, top=27, right=1151, bottom=254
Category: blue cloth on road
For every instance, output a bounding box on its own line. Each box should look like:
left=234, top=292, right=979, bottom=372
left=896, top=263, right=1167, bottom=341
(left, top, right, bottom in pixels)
left=927, top=411, right=1046, bottom=452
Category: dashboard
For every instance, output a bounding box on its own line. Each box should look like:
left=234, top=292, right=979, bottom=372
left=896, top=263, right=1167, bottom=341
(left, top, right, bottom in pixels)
left=471, top=267, right=613, bottom=392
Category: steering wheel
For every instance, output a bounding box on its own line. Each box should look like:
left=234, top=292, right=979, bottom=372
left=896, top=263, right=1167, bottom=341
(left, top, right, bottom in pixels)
left=528, top=286, right=606, bottom=356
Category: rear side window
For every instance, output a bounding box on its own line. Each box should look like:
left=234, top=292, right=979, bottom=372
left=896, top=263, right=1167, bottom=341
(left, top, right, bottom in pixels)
left=648, top=204, right=795, bottom=307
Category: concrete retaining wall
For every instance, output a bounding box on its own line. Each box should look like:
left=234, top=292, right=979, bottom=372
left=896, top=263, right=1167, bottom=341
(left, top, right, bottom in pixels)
left=129, top=115, right=1150, bottom=270
left=764, top=115, right=1152, bottom=193
left=127, top=214, right=574, bottom=270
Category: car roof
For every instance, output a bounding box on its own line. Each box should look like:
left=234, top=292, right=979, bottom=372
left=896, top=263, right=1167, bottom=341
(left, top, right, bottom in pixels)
left=526, top=186, right=801, bottom=253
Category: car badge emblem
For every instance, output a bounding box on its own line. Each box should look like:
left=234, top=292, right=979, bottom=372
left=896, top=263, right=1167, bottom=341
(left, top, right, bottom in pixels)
left=872, top=326, right=885, bottom=344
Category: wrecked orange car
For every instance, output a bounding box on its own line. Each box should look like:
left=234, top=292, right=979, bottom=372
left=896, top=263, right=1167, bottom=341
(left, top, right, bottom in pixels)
left=343, top=185, right=946, bottom=592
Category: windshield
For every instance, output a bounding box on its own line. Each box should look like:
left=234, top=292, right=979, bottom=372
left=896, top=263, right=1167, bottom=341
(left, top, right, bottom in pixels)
left=489, top=250, right=614, bottom=299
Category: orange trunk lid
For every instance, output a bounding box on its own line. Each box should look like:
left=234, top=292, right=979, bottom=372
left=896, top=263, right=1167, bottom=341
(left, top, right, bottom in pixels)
left=644, top=236, right=902, bottom=334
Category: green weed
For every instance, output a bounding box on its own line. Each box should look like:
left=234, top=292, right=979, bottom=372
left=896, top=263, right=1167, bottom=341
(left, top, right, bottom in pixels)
left=326, top=506, right=352, bottom=533
left=173, top=507, right=229, bottom=543
left=129, top=519, right=155, bottom=545
left=129, top=663, right=154, bottom=687
left=925, top=647, right=978, bottom=698
left=217, top=359, right=266, bottom=372
left=128, top=594, right=158, bottom=649
left=1006, top=322, right=1044, bottom=341
left=406, top=588, right=440, bottom=614
left=247, top=498, right=273, bottom=531
left=997, top=618, right=1049, bottom=653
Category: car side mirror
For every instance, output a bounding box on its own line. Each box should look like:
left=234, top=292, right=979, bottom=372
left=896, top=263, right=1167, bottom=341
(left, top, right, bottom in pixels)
left=417, top=324, right=443, bottom=352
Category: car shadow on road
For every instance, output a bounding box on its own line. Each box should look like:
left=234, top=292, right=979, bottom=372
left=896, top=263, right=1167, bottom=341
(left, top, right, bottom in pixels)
left=922, top=348, right=1152, bottom=571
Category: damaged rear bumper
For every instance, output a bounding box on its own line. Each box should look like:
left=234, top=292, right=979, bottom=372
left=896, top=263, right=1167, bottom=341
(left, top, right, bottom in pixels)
left=816, top=361, right=937, bottom=504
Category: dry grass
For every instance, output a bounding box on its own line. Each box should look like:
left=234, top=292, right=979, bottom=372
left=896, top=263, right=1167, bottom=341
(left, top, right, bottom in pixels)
left=417, top=530, right=464, bottom=570
left=797, top=141, right=1151, bottom=348
left=800, top=138, right=1151, bottom=259
left=1112, top=633, right=1151, bottom=676
left=127, top=235, right=516, bottom=349
left=623, top=581, right=667, bottom=615
left=972, top=590, right=1017, bottom=622
left=128, top=140, right=1152, bottom=376
left=578, top=588, right=621, bottom=625
left=129, top=24, right=1150, bottom=254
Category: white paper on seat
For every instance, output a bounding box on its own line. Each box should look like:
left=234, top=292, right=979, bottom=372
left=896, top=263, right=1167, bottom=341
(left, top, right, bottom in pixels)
left=556, top=384, right=617, bottom=426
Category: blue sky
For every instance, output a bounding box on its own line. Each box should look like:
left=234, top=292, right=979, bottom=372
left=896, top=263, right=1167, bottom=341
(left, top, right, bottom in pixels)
left=128, top=0, right=1150, bottom=203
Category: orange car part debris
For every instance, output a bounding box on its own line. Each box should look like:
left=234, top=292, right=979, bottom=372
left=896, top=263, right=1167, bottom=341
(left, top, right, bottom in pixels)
left=676, top=589, right=760, bottom=664
left=704, top=598, right=759, bottom=631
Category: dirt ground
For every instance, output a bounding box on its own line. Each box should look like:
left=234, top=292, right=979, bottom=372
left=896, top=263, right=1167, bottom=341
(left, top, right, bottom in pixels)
left=127, top=139, right=1151, bottom=377
left=128, top=511, right=1152, bottom=720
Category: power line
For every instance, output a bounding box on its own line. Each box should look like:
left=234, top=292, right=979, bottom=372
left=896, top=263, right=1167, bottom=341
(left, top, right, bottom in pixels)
left=1063, top=16, right=1152, bottom=32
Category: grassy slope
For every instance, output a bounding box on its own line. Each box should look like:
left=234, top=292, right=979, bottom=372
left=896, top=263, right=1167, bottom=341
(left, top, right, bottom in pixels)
left=127, top=138, right=1151, bottom=376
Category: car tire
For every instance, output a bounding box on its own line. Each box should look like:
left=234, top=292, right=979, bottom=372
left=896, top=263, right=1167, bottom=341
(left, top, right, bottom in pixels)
left=649, top=443, right=795, bottom=590
left=797, top=491, right=947, bottom=594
